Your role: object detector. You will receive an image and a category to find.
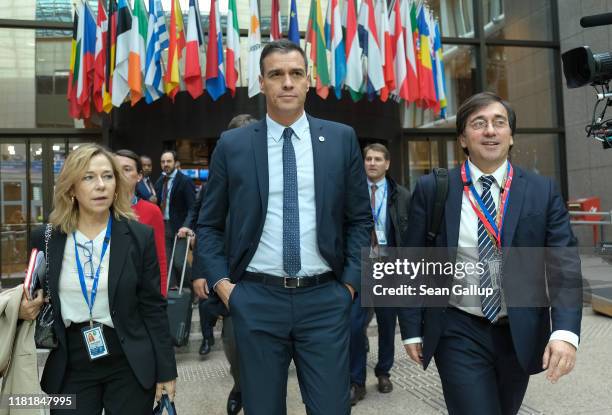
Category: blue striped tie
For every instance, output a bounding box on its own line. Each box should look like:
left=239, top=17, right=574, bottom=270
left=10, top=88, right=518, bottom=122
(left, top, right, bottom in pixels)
left=478, top=175, right=502, bottom=321
left=282, top=127, right=301, bottom=276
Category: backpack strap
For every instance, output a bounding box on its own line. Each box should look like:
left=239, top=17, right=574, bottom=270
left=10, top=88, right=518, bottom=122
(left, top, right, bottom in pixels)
left=427, top=168, right=449, bottom=246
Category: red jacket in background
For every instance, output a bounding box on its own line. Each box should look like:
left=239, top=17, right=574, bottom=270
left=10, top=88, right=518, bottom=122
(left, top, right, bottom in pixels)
left=132, top=199, right=168, bottom=297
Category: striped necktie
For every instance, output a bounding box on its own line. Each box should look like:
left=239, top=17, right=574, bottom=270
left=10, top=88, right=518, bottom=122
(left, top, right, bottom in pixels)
left=478, top=175, right=502, bottom=322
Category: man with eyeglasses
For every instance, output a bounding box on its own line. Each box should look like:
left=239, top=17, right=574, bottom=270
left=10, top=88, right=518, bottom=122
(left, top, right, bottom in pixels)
left=402, top=92, right=582, bottom=414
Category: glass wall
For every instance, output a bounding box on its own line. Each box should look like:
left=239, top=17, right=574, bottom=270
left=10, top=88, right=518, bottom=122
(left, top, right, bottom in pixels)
left=401, top=0, right=564, bottom=191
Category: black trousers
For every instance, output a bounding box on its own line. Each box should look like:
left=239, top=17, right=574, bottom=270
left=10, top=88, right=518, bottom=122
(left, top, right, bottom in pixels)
left=434, top=308, right=530, bottom=415
left=52, top=324, right=155, bottom=415
left=230, top=279, right=352, bottom=415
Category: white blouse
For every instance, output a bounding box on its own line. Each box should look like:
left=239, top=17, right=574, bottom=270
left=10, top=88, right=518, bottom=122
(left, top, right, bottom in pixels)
left=58, top=228, right=113, bottom=328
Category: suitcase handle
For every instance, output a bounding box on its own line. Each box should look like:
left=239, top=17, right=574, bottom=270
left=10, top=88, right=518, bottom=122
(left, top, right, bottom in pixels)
left=166, top=234, right=178, bottom=294
left=178, top=235, right=192, bottom=296
left=166, top=234, right=192, bottom=294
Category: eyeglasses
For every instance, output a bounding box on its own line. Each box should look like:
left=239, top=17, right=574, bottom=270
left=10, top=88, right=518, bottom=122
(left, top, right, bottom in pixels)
left=468, top=119, right=509, bottom=131
left=78, top=240, right=95, bottom=279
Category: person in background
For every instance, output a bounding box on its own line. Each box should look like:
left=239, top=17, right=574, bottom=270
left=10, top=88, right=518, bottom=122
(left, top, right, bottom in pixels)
left=136, top=155, right=157, bottom=204
left=349, top=143, right=412, bottom=405
left=30, top=144, right=176, bottom=414
left=191, top=113, right=258, bottom=415
left=115, top=149, right=168, bottom=297
left=155, top=150, right=196, bottom=289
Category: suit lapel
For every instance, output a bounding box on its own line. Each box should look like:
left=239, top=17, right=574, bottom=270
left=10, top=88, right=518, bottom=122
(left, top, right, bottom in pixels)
left=501, top=166, right=526, bottom=248
left=252, top=120, right=269, bottom=218
left=444, top=168, right=463, bottom=247
left=307, top=115, right=326, bottom=232
left=108, top=218, right=130, bottom=310
left=47, top=230, right=67, bottom=320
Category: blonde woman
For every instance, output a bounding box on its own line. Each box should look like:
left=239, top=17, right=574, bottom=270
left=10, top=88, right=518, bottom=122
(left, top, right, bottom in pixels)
left=30, top=144, right=177, bottom=414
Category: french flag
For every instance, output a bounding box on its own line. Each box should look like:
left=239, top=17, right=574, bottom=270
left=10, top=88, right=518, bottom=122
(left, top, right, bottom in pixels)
left=184, top=0, right=204, bottom=99
left=205, top=0, right=226, bottom=101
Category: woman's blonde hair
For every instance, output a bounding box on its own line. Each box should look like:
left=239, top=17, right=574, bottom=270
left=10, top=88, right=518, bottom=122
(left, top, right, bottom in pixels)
left=49, top=144, right=135, bottom=234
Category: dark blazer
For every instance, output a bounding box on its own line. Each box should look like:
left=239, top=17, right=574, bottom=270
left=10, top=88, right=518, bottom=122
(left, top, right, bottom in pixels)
left=154, top=170, right=196, bottom=234
left=30, top=218, right=177, bottom=394
left=196, top=116, right=372, bottom=291
left=136, top=179, right=153, bottom=201
left=404, top=165, right=582, bottom=374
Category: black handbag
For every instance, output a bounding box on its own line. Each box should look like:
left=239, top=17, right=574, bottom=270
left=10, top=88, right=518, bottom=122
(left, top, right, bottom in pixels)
left=34, top=223, right=58, bottom=349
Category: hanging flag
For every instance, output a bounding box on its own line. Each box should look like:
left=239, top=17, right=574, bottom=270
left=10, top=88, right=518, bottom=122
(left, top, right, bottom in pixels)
left=401, top=0, right=419, bottom=102
left=288, top=0, right=300, bottom=45
left=306, top=0, right=330, bottom=99
left=390, top=0, right=408, bottom=102
left=433, top=19, right=447, bottom=117
left=103, top=0, right=117, bottom=113
left=226, top=0, right=240, bottom=96
left=205, top=0, right=226, bottom=101
left=344, top=0, right=363, bottom=101
left=144, top=0, right=169, bottom=103
left=270, top=0, right=281, bottom=41
left=357, top=0, right=384, bottom=99
left=67, top=10, right=80, bottom=118
left=375, top=0, right=395, bottom=102
left=247, top=0, right=262, bottom=97
left=327, top=0, right=346, bottom=99
left=128, top=0, right=148, bottom=105
left=111, top=0, right=133, bottom=107
left=93, top=0, right=107, bottom=112
left=77, top=1, right=97, bottom=117
left=165, top=0, right=185, bottom=100
left=185, top=0, right=204, bottom=99
left=416, top=4, right=436, bottom=108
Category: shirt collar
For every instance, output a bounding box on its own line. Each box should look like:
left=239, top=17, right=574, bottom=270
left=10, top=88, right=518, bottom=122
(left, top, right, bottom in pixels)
left=266, top=112, right=309, bottom=143
left=367, top=177, right=387, bottom=188
left=163, top=169, right=178, bottom=179
left=467, top=158, right=508, bottom=188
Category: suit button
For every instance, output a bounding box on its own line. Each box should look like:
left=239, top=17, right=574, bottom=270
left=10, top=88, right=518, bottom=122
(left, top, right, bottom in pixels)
left=112, top=310, right=116, bottom=316
left=120, top=337, right=125, bottom=343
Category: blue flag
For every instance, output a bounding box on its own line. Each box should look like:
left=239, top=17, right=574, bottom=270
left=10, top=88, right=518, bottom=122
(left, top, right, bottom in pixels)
left=288, top=0, right=299, bottom=45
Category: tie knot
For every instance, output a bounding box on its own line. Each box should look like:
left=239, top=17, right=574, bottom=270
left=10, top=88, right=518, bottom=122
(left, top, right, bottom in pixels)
left=480, top=175, right=495, bottom=191
left=371, top=184, right=378, bottom=193
left=282, top=127, right=294, bottom=141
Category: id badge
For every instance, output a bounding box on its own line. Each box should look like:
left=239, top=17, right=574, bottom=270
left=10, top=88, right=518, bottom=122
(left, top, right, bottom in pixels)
left=375, top=230, right=387, bottom=246
left=81, top=323, right=109, bottom=361
left=487, top=256, right=503, bottom=291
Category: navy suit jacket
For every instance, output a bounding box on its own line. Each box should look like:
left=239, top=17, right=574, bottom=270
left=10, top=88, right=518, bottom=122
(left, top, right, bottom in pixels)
left=196, top=115, right=372, bottom=292
left=154, top=170, right=196, bottom=234
left=404, top=164, right=582, bottom=374
left=136, top=179, right=153, bottom=201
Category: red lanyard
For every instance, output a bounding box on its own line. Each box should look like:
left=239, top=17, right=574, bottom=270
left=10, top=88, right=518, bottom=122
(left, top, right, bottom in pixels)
left=460, top=161, right=513, bottom=249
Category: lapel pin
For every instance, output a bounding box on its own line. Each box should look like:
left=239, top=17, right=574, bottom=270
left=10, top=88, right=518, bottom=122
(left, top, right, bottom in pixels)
left=318, top=136, right=325, bottom=142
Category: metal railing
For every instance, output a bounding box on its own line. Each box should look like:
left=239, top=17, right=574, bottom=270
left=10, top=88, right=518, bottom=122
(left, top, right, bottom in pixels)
left=569, top=210, right=612, bottom=244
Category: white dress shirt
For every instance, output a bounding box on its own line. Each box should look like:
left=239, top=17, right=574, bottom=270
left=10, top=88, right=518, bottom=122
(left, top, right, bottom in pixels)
left=403, top=159, right=579, bottom=349
left=368, top=177, right=388, bottom=257
left=247, top=112, right=331, bottom=277
left=59, top=228, right=113, bottom=328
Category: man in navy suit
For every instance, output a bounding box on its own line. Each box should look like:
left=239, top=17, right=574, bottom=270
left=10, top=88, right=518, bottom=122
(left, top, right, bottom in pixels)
left=155, top=150, right=196, bottom=288
left=196, top=40, right=371, bottom=415
left=135, top=154, right=157, bottom=203
left=402, top=92, right=582, bottom=415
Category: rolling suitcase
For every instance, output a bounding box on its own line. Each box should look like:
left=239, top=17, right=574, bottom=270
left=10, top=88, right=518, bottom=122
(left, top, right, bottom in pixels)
left=166, top=234, right=193, bottom=347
